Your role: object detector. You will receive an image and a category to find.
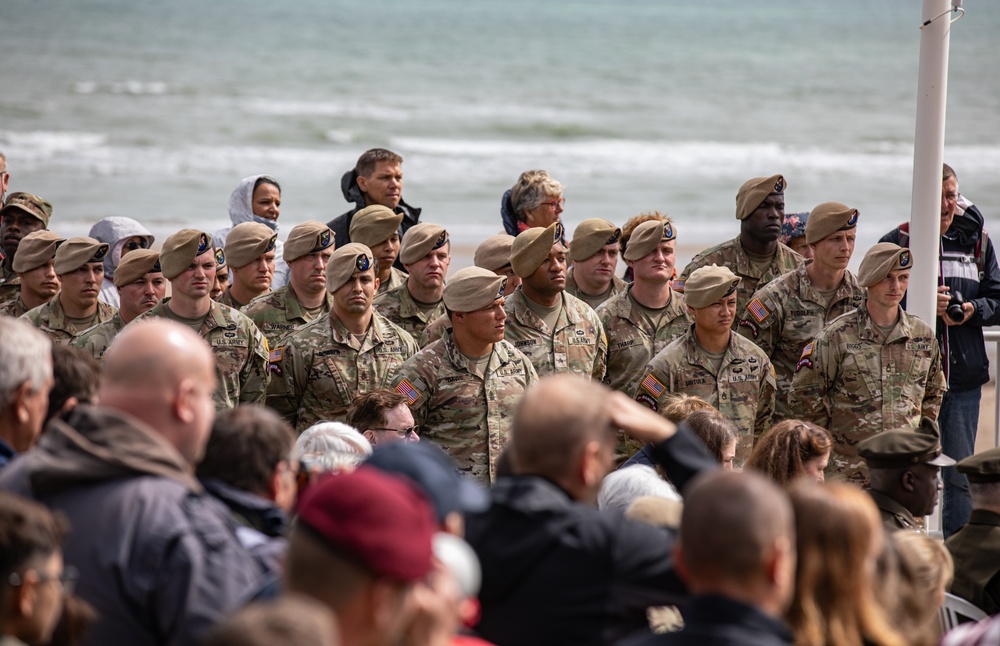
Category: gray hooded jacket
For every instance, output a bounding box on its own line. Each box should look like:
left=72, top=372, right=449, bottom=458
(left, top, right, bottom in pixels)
left=89, top=216, right=154, bottom=307
left=212, top=175, right=289, bottom=291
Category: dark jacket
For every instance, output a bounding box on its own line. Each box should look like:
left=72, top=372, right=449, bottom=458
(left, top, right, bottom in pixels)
left=326, top=168, right=421, bottom=270
left=946, top=508, right=1000, bottom=615
left=200, top=477, right=288, bottom=575
left=0, top=405, right=261, bottom=646
left=621, top=594, right=794, bottom=646
left=465, top=426, right=716, bottom=646
left=880, top=203, right=1000, bottom=390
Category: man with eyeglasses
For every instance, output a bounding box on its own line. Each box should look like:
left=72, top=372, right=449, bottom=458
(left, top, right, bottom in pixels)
left=392, top=266, right=538, bottom=484
left=347, top=389, right=421, bottom=448
left=0, top=192, right=52, bottom=309
left=0, top=492, right=73, bottom=646
left=88, top=216, right=154, bottom=308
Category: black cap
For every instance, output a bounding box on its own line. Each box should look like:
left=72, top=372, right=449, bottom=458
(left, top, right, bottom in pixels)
left=956, top=448, right=1000, bottom=483
left=857, top=428, right=955, bottom=470
left=364, top=441, right=490, bottom=523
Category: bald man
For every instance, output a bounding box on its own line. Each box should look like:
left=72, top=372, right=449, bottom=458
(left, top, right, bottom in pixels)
left=465, top=375, right=717, bottom=646
left=624, top=471, right=796, bottom=645
left=0, top=320, right=260, bottom=646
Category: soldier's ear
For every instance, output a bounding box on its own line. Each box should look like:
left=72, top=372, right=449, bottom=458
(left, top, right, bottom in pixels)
left=900, top=469, right=916, bottom=492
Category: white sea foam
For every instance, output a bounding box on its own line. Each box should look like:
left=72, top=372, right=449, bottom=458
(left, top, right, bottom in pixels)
left=72, top=81, right=171, bottom=96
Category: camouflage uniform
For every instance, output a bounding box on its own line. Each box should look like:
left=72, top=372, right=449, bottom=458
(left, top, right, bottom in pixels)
left=392, top=329, right=538, bottom=484
left=20, top=298, right=118, bottom=345
left=217, top=287, right=248, bottom=311
left=737, top=263, right=865, bottom=419
left=0, top=294, right=29, bottom=318
left=635, top=327, right=777, bottom=466
left=138, top=298, right=270, bottom=411
left=0, top=265, right=20, bottom=308
left=372, top=280, right=446, bottom=347
left=243, top=285, right=333, bottom=347
left=788, top=306, right=947, bottom=484
left=503, top=287, right=608, bottom=380
left=71, top=312, right=126, bottom=360
left=423, top=314, right=451, bottom=346
left=266, top=310, right=419, bottom=432
left=564, top=266, right=627, bottom=311
left=377, top=266, right=408, bottom=295
left=677, top=236, right=802, bottom=330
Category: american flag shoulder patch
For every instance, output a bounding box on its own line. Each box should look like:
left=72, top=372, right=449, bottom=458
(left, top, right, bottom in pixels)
left=799, top=342, right=814, bottom=358
left=268, top=347, right=283, bottom=363
left=640, top=373, right=666, bottom=398
left=395, top=378, right=421, bottom=405
left=748, top=298, right=771, bottom=323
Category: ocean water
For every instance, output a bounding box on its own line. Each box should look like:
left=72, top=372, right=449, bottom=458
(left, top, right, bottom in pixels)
left=1, top=0, right=998, bottom=267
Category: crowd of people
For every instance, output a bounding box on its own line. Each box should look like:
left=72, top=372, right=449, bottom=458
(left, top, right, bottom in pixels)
left=3, top=146, right=1000, bottom=645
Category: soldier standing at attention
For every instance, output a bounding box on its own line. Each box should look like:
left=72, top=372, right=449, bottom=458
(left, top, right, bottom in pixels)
left=373, top=222, right=449, bottom=347
left=0, top=230, right=64, bottom=318
left=348, top=205, right=408, bottom=295
left=22, top=236, right=117, bottom=344
left=73, top=249, right=166, bottom=359
left=218, top=222, right=277, bottom=310
left=0, top=192, right=52, bottom=308
left=790, top=242, right=947, bottom=484
left=737, top=202, right=865, bottom=419
left=267, top=243, right=419, bottom=431
left=677, top=174, right=802, bottom=327
left=635, top=264, right=775, bottom=466
left=392, top=267, right=538, bottom=484
left=243, top=220, right=336, bottom=347
left=139, top=229, right=270, bottom=410
left=565, top=218, right=626, bottom=309
left=600, top=219, right=691, bottom=395
left=503, top=222, right=608, bottom=379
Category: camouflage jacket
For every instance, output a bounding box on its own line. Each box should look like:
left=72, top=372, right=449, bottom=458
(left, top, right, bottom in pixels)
left=423, top=314, right=452, bottom=346
left=737, top=263, right=865, bottom=419
left=677, top=236, right=803, bottom=330
left=21, top=298, right=118, bottom=345
left=503, top=288, right=608, bottom=380
left=0, top=294, right=30, bottom=318
left=392, top=329, right=538, bottom=484
left=598, top=285, right=692, bottom=394
left=243, top=285, right=333, bottom=347
left=139, top=299, right=270, bottom=411
left=0, top=264, right=20, bottom=308
left=377, top=266, right=408, bottom=295
left=266, top=310, right=419, bottom=432
left=218, top=287, right=249, bottom=311
left=372, top=280, right=446, bottom=347
left=788, top=306, right=947, bottom=484
left=71, top=312, right=127, bottom=360
left=565, top=266, right=627, bottom=311
left=635, top=327, right=776, bottom=466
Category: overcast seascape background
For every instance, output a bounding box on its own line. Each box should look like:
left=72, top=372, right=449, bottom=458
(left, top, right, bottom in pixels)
left=1, top=0, right=998, bottom=268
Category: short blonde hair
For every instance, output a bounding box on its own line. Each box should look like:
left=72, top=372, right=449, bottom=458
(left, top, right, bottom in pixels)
left=294, top=422, right=372, bottom=473
left=891, top=531, right=954, bottom=646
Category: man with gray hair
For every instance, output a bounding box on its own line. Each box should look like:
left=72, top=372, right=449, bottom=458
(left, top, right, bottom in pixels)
left=0, top=316, right=53, bottom=469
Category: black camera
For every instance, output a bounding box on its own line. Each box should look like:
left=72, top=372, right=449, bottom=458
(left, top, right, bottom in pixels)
left=947, top=290, right=966, bottom=322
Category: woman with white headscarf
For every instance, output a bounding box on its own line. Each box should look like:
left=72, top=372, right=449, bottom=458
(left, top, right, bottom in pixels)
left=213, top=174, right=290, bottom=290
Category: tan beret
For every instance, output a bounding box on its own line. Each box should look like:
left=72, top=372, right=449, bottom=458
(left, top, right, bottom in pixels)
left=54, top=237, right=110, bottom=275
left=623, top=219, right=677, bottom=261
left=226, top=222, right=277, bottom=268
left=684, top=264, right=741, bottom=308
left=113, top=249, right=161, bottom=287
left=284, top=221, right=335, bottom=262
left=1, top=192, right=53, bottom=227
left=570, top=219, right=621, bottom=262
left=857, top=242, right=912, bottom=287
left=805, top=202, right=859, bottom=244
left=326, top=243, right=375, bottom=294
left=12, top=230, right=65, bottom=273
left=474, top=234, right=516, bottom=272
left=160, top=229, right=213, bottom=280
left=735, top=174, right=786, bottom=221
left=400, top=223, right=449, bottom=265
left=215, top=247, right=227, bottom=271
left=349, top=205, right=404, bottom=248
left=443, top=267, right=507, bottom=313
left=511, top=222, right=565, bottom=278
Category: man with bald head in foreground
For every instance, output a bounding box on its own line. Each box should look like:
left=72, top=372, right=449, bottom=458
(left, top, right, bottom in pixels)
left=464, top=375, right=717, bottom=646
left=624, top=470, right=796, bottom=645
left=0, top=319, right=260, bottom=646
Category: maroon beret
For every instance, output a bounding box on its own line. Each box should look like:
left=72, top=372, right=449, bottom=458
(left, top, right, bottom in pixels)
left=296, top=466, right=435, bottom=582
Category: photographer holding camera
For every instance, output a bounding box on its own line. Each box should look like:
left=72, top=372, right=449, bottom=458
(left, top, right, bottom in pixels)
left=881, top=163, right=1000, bottom=537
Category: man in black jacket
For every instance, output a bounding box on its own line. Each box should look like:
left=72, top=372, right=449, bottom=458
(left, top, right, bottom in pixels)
left=464, top=375, right=716, bottom=646
left=880, top=163, right=1000, bottom=537
left=326, top=148, right=421, bottom=270
left=623, top=470, right=796, bottom=646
